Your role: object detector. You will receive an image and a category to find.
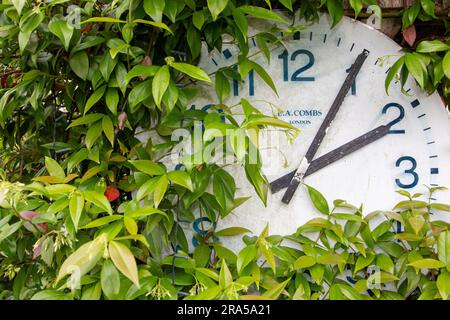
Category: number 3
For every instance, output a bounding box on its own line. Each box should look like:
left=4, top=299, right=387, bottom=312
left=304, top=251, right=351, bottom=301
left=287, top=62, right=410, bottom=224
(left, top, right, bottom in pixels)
left=395, top=156, right=419, bottom=189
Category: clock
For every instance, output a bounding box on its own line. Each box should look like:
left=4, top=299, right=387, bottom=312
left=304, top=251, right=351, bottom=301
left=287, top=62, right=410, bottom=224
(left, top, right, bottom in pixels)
left=148, top=14, right=450, bottom=249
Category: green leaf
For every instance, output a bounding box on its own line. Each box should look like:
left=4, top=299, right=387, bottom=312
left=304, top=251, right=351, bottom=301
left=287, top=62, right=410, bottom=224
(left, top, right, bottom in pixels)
left=81, top=17, right=126, bottom=24
left=169, top=61, right=212, bottom=84
left=105, top=88, right=119, bottom=115
left=125, top=65, right=159, bottom=84
left=349, top=0, right=363, bottom=17
left=194, top=245, right=211, bottom=267
left=233, top=8, right=248, bottom=40
left=108, top=241, right=140, bottom=287
left=244, top=163, right=268, bottom=206
left=133, top=19, right=173, bottom=34
left=84, top=86, right=106, bottom=115
left=443, top=51, right=450, bottom=79
left=31, top=290, right=72, bottom=300
left=431, top=203, right=450, bottom=212
left=45, top=156, right=65, bottom=179
left=162, top=80, right=179, bottom=111
left=408, top=258, right=445, bottom=269
left=385, top=57, right=404, bottom=94
left=153, top=175, right=168, bottom=208
left=101, top=259, right=120, bottom=299
left=438, top=231, right=450, bottom=266
left=238, top=5, right=288, bottom=24
left=99, top=51, right=118, bottom=82
left=393, top=200, right=428, bottom=210
left=18, top=12, right=44, bottom=53
left=355, top=254, right=375, bottom=273
left=437, top=271, right=450, bottom=300
left=128, top=80, right=152, bottom=110
left=129, top=160, right=165, bottom=176
left=331, top=213, right=366, bottom=223
left=376, top=254, right=395, bottom=274
left=48, top=17, right=74, bottom=51
left=85, top=121, right=103, bottom=150
left=83, top=190, right=113, bottom=215
left=81, top=215, right=123, bottom=229
left=207, top=0, right=229, bottom=21
left=187, top=24, right=201, bottom=60
left=67, top=114, right=103, bottom=129
left=56, top=234, right=108, bottom=284
left=124, top=216, right=138, bottom=235
left=102, top=116, right=114, bottom=146
left=416, top=40, right=450, bottom=53
left=279, top=0, right=293, bottom=11
left=420, top=0, right=436, bottom=17
left=47, top=197, right=69, bottom=215
left=152, top=65, right=170, bottom=110
left=306, top=184, right=329, bottom=215
left=126, top=207, right=167, bottom=220
left=71, top=36, right=106, bottom=54
left=405, top=53, right=427, bottom=88
left=12, top=0, right=26, bottom=15
left=192, top=11, right=205, bottom=30
left=317, top=253, right=346, bottom=265
left=293, top=255, right=316, bottom=269
left=69, top=191, right=84, bottom=230
left=327, top=0, right=344, bottom=28
left=69, top=51, right=89, bottom=80
left=167, top=170, right=193, bottom=191
left=262, top=278, right=290, bottom=299
left=377, top=242, right=404, bottom=258
left=237, top=245, right=257, bottom=274
left=219, top=259, right=233, bottom=289
left=248, top=60, right=278, bottom=95
left=215, top=227, right=251, bottom=237
left=143, top=0, right=165, bottom=22
left=213, top=168, right=236, bottom=214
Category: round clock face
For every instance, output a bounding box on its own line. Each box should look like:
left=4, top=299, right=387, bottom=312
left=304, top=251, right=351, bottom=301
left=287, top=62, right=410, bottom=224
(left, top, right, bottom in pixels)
left=172, top=14, right=450, bottom=247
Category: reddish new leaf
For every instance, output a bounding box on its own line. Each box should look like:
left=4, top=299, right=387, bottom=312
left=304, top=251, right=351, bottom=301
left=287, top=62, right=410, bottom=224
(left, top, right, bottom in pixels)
left=403, top=25, right=416, bottom=47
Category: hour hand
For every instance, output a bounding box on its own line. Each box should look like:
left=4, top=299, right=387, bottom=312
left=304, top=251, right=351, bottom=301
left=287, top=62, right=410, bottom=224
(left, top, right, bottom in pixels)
left=270, top=124, right=391, bottom=194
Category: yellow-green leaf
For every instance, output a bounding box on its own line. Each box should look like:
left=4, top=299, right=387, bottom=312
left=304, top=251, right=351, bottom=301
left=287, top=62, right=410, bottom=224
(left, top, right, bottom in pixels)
left=108, top=241, right=140, bottom=287
left=69, top=191, right=84, bottom=230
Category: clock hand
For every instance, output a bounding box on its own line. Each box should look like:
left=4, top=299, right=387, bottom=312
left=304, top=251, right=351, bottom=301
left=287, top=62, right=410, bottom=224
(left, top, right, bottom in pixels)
left=270, top=124, right=391, bottom=194
left=280, top=49, right=370, bottom=204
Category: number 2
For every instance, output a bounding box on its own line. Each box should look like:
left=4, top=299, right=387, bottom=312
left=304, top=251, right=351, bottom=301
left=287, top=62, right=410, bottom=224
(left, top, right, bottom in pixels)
left=382, top=103, right=405, bottom=134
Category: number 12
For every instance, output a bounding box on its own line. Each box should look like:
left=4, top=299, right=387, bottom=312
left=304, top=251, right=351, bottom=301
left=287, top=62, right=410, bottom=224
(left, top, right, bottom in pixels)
left=278, top=49, right=315, bottom=82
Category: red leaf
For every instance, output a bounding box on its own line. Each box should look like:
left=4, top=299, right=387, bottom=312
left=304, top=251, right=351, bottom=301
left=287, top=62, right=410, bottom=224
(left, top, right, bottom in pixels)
left=33, top=243, right=42, bottom=260
left=19, top=210, right=38, bottom=221
left=36, top=223, right=48, bottom=233
left=139, top=56, right=152, bottom=80
left=118, top=112, right=127, bottom=131
left=104, top=185, right=120, bottom=202
left=403, top=25, right=416, bottom=47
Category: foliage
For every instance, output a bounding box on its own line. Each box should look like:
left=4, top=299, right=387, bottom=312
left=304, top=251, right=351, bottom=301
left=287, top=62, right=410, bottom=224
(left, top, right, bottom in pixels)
left=1, top=179, right=450, bottom=300
left=385, top=0, right=450, bottom=102
left=0, top=0, right=449, bottom=300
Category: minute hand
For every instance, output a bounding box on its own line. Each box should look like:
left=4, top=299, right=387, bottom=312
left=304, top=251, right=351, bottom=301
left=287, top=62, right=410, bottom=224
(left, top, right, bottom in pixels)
left=281, top=49, right=370, bottom=204
left=270, top=124, right=391, bottom=194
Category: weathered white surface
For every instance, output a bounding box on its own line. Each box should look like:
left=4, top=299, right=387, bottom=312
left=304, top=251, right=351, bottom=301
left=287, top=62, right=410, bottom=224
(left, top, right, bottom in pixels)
left=141, top=14, right=450, bottom=251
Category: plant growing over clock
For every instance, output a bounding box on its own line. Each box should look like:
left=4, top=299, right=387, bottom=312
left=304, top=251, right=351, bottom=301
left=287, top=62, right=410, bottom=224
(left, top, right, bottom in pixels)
left=178, top=13, right=450, bottom=245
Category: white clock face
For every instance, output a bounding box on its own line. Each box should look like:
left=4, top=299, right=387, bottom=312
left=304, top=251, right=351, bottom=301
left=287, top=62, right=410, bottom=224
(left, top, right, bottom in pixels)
left=170, top=14, right=450, bottom=248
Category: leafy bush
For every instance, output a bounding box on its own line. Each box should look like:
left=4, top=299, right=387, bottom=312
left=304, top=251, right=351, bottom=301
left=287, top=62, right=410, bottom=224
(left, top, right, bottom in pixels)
left=1, top=179, right=450, bottom=300
left=0, top=0, right=449, bottom=300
